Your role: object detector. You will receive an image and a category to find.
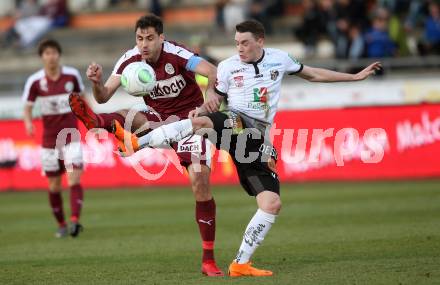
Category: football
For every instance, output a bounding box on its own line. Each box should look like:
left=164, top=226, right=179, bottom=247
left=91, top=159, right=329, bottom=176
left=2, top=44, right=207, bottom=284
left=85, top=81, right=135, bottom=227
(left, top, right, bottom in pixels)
left=120, top=61, right=156, bottom=97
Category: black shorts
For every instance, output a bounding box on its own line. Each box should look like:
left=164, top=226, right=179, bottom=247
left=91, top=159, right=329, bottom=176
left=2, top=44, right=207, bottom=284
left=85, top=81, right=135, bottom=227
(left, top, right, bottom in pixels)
left=205, top=111, right=280, bottom=196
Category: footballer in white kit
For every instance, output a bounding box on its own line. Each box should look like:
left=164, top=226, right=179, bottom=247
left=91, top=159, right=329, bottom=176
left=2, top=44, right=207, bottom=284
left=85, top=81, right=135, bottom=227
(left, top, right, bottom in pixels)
left=215, top=47, right=303, bottom=124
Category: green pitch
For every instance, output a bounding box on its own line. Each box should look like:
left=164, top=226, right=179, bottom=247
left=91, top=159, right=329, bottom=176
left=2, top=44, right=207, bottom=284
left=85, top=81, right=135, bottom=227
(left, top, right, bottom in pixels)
left=1, top=180, right=439, bottom=285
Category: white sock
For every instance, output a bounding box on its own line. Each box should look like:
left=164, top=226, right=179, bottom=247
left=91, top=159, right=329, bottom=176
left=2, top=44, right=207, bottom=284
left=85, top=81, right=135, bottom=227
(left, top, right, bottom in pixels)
left=138, top=119, right=194, bottom=148
left=235, top=209, right=277, bottom=264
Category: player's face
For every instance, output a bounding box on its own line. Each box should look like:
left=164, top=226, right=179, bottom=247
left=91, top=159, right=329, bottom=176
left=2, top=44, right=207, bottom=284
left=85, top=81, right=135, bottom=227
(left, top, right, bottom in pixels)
left=41, top=47, right=60, bottom=69
left=235, top=32, right=264, bottom=63
left=136, top=27, right=164, bottom=63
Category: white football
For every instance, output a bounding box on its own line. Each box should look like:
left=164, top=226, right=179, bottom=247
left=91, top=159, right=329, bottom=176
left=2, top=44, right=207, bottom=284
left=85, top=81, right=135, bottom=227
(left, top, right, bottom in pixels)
left=121, top=61, right=156, bottom=97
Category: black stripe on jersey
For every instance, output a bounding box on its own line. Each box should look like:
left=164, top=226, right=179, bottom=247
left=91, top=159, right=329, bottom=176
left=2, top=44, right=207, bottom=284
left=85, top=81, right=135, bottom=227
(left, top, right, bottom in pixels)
left=288, top=64, right=304, bottom=75
left=252, top=63, right=259, bottom=75
left=251, top=50, right=265, bottom=75
left=215, top=88, right=228, bottom=97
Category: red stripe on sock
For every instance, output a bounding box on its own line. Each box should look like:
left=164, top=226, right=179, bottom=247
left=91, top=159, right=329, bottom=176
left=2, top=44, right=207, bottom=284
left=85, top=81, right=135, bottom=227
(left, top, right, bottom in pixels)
left=202, top=241, right=214, bottom=250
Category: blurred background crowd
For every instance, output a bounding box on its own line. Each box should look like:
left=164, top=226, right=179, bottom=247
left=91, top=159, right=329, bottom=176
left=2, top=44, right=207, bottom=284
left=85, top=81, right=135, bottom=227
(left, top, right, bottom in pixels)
left=0, top=0, right=439, bottom=105
left=0, top=0, right=439, bottom=57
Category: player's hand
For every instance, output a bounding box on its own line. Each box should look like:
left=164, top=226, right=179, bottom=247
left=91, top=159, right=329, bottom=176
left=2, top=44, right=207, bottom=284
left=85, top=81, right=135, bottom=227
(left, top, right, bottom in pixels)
left=204, top=89, right=221, bottom=113
left=189, top=107, right=204, bottom=118
left=25, top=122, right=34, bottom=137
left=86, top=62, right=103, bottom=84
left=354, top=61, right=382, bottom=81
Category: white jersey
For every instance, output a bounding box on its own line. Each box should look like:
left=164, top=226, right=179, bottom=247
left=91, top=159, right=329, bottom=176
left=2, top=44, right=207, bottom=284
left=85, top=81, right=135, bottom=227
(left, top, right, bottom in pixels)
left=215, top=48, right=303, bottom=124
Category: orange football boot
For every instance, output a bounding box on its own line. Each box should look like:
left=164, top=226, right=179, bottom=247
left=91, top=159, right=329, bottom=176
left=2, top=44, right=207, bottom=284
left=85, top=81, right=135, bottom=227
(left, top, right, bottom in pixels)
left=228, top=261, right=273, bottom=277
left=112, top=120, right=139, bottom=156
left=68, top=92, right=100, bottom=129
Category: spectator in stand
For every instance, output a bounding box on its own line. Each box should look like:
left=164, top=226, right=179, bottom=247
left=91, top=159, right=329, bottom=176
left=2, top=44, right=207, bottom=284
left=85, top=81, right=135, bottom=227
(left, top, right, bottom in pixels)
left=326, top=0, right=367, bottom=58
left=364, top=7, right=397, bottom=58
left=294, top=0, right=329, bottom=56
left=7, top=0, right=70, bottom=49
left=215, top=0, right=228, bottom=32
left=419, top=0, right=440, bottom=55
left=247, top=0, right=284, bottom=35
left=1, top=0, right=39, bottom=48
left=223, top=0, right=246, bottom=33
left=348, top=24, right=365, bottom=58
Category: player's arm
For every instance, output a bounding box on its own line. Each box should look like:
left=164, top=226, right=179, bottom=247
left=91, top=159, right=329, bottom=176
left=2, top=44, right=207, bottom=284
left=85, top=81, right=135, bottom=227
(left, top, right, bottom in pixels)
left=87, top=62, right=120, bottom=104
left=23, top=103, right=34, bottom=137
left=297, top=62, right=382, bottom=82
left=194, top=59, right=223, bottom=112
left=187, top=56, right=223, bottom=112
left=22, top=77, right=37, bottom=137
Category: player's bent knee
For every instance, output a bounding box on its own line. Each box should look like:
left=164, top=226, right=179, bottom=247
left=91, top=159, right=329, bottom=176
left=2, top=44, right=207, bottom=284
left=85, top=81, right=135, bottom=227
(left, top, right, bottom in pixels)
left=259, top=196, right=282, bottom=215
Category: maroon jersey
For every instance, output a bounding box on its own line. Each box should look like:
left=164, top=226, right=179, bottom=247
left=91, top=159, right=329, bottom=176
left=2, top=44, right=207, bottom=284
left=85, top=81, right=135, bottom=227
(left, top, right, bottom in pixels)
left=22, top=66, right=84, bottom=148
left=113, top=41, right=204, bottom=119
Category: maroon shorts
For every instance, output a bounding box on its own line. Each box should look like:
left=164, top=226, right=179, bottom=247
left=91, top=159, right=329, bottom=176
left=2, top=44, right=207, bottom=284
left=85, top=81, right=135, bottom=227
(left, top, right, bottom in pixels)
left=140, top=110, right=213, bottom=168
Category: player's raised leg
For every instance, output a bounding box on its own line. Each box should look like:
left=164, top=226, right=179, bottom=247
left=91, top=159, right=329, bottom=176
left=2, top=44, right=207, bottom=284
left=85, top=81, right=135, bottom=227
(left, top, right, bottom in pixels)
left=68, top=92, right=126, bottom=132
left=113, top=116, right=213, bottom=155
left=187, top=164, right=224, bottom=276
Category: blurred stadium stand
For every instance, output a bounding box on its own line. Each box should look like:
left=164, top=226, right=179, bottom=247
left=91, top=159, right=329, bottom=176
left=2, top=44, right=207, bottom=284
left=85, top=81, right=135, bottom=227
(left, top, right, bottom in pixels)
left=0, top=0, right=439, bottom=104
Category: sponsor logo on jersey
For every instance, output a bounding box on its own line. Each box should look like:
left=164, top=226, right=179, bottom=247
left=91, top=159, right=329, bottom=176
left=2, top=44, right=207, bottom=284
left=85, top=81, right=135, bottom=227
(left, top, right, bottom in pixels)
left=177, top=135, right=202, bottom=153
left=64, top=81, right=74, bottom=92
left=165, top=63, right=175, bottom=75
left=40, top=94, right=71, bottom=115
left=270, top=70, right=279, bottom=81
left=149, top=75, right=186, bottom=99
left=230, top=67, right=248, bottom=75
left=248, top=87, right=269, bottom=110
left=263, top=62, right=282, bottom=68
left=233, top=75, right=244, bottom=87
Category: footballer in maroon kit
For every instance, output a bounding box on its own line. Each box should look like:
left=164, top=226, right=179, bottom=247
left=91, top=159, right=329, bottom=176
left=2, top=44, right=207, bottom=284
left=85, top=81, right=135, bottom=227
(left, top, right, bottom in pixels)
left=68, top=14, right=223, bottom=276
left=23, top=39, right=86, bottom=238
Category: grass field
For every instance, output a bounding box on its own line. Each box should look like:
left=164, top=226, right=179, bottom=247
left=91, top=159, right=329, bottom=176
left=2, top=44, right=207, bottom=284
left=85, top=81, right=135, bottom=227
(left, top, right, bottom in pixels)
left=0, top=180, right=439, bottom=285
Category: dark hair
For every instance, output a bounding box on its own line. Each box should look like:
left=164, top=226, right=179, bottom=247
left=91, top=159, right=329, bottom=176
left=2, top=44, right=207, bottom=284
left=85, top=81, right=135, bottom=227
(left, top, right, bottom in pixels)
left=135, top=14, right=163, bottom=35
left=236, top=20, right=265, bottom=39
left=38, top=39, right=62, bottom=56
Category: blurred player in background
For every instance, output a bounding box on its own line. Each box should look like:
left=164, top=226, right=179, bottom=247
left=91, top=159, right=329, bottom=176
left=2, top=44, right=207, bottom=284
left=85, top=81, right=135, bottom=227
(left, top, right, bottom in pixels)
left=22, top=39, right=86, bottom=238
left=68, top=14, right=223, bottom=276
left=117, top=20, right=382, bottom=276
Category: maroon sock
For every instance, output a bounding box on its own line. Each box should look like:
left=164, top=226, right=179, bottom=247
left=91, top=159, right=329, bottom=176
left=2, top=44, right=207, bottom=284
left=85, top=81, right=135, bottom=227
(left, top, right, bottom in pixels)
left=48, top=192, right=66, bottom=227
left=196, top=199, right=216, bottom=262
left=97, top=113, right=125, bottom=132
left=70, top=184, right=84, bottom=223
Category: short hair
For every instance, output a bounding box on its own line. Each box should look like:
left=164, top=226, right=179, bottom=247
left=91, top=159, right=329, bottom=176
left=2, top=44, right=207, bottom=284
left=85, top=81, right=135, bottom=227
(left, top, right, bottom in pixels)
left=236, top=20, right=265, bottom=39
left=135, top=14, right=163, bottom=35
left=38, top=39, right=62, bottom=56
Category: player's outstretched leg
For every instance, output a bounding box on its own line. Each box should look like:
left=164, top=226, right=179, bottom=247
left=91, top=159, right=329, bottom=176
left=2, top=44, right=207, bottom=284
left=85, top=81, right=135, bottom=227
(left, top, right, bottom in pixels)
left=69, top=92, right=125, bottom=132
left=112, top=120, right=140, bottom=156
